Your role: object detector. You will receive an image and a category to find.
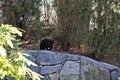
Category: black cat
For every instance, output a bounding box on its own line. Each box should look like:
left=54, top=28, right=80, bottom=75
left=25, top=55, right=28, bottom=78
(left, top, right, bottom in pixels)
left=40, top=38, right=54, bottom=50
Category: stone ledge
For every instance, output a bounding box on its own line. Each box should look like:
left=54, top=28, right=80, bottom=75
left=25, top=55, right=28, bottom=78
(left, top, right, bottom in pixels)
left=24, top=50, right=120, bottom=80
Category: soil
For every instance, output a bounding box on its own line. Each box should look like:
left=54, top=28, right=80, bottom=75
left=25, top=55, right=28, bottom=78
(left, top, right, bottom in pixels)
left=20, top=39, right=120, bottom=67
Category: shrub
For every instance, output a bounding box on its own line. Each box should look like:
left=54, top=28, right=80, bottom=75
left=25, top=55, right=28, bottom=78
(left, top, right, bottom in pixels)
left=0, top=24, right=43, bottom=80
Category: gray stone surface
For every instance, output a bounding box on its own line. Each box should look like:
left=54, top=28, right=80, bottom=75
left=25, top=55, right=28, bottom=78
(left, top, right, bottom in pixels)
left=40, top=64, right=62, bottom=74
left=35, top=50, right=68, bottom=65
left=81, top=56, right=110, bottom=80
left=66, top=54, right=81, bottom=61
left=60, top=61, right=80, bottom=80
left=26, top=56, right=36, bottom=63
left=24, top=50, right=120, bottom=80
left=49, top=73, right=60, bottom=80
left=28, top=65, right=41, bottom=74
left=41, top=75, right=51, bottom=80
left=100, top=62, right=120, bottom=71
left=111, top=71, right=120, bottom=80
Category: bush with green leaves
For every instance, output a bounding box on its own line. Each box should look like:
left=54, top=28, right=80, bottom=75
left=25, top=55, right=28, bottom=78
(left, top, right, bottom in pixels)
left=86, top=0, right=120, bottom=60
left=0, top=24, right=43, bottom=80
left=1, top=0, right=43, bottom=41
left=54, top=0, right=120, bottom=60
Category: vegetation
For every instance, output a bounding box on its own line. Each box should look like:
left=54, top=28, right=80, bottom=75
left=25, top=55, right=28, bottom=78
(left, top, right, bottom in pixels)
left=54, top=0, right=120, bottom=60
left=1, top=0, right=43, bottom=40
left=0, top=0, right=120, bottom=61
left=0, top=24, right=43, bottom=80
left=54, top=0, right=92, bottom=51
left=87, top=0, right=120, bottom=60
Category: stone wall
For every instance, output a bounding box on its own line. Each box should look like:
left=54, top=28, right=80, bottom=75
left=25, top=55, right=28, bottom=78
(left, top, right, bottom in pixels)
left=25, top=50, right=120, bottom=80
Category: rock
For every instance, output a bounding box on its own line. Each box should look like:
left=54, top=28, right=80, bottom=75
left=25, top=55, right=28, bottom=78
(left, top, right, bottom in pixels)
left=49, top=73, right=60, bottom=80
left=28, top=65, right=41, bottom=74
left=35, top=51, right=68, bottom=65
left=23, top=50, right=120, bottom=80
left=60, top=61, right=80, bottom=80
left=81, top=56, right=110, bottom=80
left=40, top=64, right=62, bottom=74
left=41, top=75, right=51, bottom=80
left=111, top=71, right=120, bottom=80
left=67, top=54, right=81, bottom=61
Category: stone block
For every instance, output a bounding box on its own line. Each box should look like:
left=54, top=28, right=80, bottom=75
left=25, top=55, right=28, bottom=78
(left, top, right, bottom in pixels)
left=35, top=50, right=68, bottom=65
left=41, top=64, right=62, bottom=74
left=60, top=61, right=80, bottom=80
left=49, top=73, right=60, bottom=80
left=81, top=56, right=110, bottom=80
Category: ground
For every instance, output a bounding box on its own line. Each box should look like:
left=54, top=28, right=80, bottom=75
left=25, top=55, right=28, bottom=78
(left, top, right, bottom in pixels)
left=20, top=39, right=120, bottom=67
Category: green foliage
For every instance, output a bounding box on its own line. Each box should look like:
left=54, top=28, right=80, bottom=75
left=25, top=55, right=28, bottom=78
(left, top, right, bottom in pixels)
left=54, top=0, right=120, bottom=60
left=87, top=0, right=120, bottom=60
left=1, top=0, right=119, bottom=60
left=0, top=24, right=43, bottom=80
left=1, top=0, right=43, bottom=41
left=54, top=0, right=92, bottom=50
